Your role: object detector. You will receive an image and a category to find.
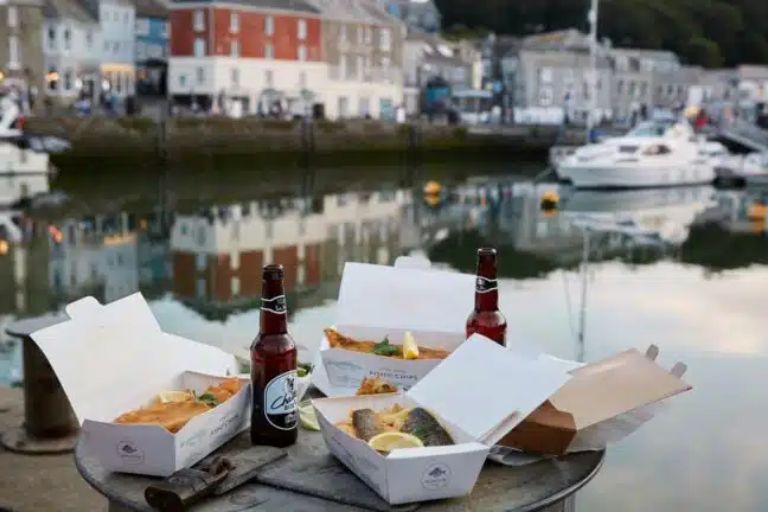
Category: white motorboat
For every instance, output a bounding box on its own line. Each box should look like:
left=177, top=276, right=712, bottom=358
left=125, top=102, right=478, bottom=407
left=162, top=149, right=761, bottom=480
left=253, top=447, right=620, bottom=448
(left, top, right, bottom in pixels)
left=0, top=94, right=50, bottom=175
left=557, top=120, right=716, bottom=189
left=716, top=152, right=768, bottom=186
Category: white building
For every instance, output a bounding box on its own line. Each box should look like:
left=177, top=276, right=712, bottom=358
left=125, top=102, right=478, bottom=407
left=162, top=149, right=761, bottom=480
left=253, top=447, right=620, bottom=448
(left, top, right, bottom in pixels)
left=42, top=0, right=101, bottom=104
left=81, top=0, right=136, bottom=98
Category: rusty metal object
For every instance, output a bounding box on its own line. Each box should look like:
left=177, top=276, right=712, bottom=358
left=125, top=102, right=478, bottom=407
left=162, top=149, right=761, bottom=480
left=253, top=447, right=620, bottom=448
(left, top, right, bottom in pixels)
left=1, top=314, right=78, bottom=454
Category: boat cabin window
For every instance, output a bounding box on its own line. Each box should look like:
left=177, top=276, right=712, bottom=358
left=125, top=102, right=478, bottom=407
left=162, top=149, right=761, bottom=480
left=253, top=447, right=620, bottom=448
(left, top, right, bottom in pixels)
left=619, top=145, right=639, bottom=154
left=627, top=121, right=672, bottom=137
left=643, top=144, right=671, bottom=155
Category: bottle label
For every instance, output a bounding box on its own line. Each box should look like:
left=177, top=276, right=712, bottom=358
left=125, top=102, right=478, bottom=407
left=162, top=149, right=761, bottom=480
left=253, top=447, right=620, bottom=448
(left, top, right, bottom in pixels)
left=264, top=370, right=297, bottom=431
left=475, top=276, right=498, bottom=293
left=261, top=295, right=287, bottom=315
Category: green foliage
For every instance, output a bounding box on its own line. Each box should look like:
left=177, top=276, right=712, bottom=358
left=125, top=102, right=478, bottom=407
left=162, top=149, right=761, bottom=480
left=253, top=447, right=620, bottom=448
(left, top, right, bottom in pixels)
left=436, top=0, right=768, bottom=67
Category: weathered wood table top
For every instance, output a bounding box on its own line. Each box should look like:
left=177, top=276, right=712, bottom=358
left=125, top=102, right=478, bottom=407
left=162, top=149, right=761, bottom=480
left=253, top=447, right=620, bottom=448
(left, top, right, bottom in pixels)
left=75, top=427, right=604, bottom=512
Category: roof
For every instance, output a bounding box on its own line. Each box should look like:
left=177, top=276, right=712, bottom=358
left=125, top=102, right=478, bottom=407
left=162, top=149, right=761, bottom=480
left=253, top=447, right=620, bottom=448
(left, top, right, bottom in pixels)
left=134, top=0, right=167, bottom=18
left=521, top=29, right=590, bottom=52
left=738, top=65, right=768, bottom=80
left=610, top=47, right=679, bottom=63
left=170, top=0, right=320, bottom=13
left=43, top=0, right=97, bottom=22
left=305, top=0, right=381, bottom=24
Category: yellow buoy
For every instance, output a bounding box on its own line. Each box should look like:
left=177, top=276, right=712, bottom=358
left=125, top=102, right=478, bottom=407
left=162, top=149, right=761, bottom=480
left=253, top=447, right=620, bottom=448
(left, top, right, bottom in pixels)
left=540, top=190, right=560, bottom=211
left=747, top=203, right=767, bottom=221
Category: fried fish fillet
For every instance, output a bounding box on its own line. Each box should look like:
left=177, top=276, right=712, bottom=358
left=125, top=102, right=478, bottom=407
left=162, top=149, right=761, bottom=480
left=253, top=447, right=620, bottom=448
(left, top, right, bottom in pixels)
left=114, top=378, right=242, bottom=433
left=324, top=329, right=450, bottom=359
left=356, top=377, right=398, bottom=396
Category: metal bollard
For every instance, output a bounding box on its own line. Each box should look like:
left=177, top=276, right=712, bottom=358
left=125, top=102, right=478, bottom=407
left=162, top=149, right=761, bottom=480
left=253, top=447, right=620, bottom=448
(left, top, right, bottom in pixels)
left=1, top=314, right=78, bottom=454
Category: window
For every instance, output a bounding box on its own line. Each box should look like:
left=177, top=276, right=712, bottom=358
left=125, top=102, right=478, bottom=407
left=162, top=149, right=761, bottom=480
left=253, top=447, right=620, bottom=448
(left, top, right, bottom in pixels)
left=299, top=70, right=306, bottom=88
left=338, top=96, right=348, bottom=117
left=265, top=15, right=274, bottom=35
left=85, top=30, right=93, bottom=48
left=265, top=42, right=273, bottom=59
left=358, top=97, right=370, bottom=117
left=48, top=66, right=58, bottom=91
left=47, top=26, right=56, bottom=50
left=193, top=9, right=204, bottom=31
left=364, top=26, right=372, bottom=44
left=298, top=19, right=307, bottom=40
left=196, top=66, right=204, bottom=85
left=231, top=67, right=239, bottom=86
left=194, top=37, right=205, bottom=57
left=231, top=40, right=239, bottom=57
left=379, top=28, right=391, bottom=51
left=7, top=7, right=17, bottom=28
left=8, top=35, right=19, bottom=68
left=297, top=44, right=306, bottom=61
left=63, top=28, right=71, bottom=51
left=265, top=69, right=273, bottom=87
left=231, top=277, right=240, bottom=296
left=339, top=25, right=347, bottom=43
left=195, top=253, right=206, bottom=271
left=616, top=80, right=624, bottom=94
left=160, top=22, right=168, bottom=39
left=64, top=69, right=73, bottom=91
left=179, top=74, right=187, bottom=87
left=116, top=72, right=122, bottom=93
left=357, top=55, right=364, bottom=79
left=344, top=54, right=354, bottom=79
left=230, top=12, right=239, bottom=33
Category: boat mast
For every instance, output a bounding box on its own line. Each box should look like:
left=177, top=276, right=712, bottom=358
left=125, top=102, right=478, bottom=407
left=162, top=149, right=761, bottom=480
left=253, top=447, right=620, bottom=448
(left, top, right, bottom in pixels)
left=586, top=0, right=599, bottom=143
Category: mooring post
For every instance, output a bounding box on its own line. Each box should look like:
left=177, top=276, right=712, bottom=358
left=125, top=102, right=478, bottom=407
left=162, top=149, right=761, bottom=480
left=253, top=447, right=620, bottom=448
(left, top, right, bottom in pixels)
left=1, top=314, right=78, bottom=454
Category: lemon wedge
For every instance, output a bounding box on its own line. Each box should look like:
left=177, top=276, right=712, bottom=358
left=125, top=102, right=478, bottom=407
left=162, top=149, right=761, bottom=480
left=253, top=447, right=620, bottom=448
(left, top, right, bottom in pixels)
left=368, top=432, right=424, bottom=453
left=402, top=331, right=419, bottom=360
left=298, top=403, right=320, bottom=431
left=157, top=390, right=195, bottom=404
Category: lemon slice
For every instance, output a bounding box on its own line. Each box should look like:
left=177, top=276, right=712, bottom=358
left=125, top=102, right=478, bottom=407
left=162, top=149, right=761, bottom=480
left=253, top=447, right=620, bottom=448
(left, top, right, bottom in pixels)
left=298, top=403, right=320, bottom=431
left=402, top=331, right=419, bottom=360
left=157, top=390, right=195, bottom=404
left=368, top=432, right=424, bottom=453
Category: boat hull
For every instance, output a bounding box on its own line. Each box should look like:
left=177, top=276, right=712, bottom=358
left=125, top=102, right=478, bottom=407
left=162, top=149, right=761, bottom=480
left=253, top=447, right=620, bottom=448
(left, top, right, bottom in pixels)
left=557, top=162, right=715, bottom=189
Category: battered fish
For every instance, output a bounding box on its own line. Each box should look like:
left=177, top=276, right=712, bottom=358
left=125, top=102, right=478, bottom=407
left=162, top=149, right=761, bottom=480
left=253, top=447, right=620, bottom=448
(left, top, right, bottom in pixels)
left=114, top=378, right=242, bottom=433
left=324, top=329, right=450, bottom=359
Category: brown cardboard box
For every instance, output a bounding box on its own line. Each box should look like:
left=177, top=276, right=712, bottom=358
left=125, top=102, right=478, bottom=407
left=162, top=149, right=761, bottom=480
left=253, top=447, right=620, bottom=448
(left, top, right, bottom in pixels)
left=499, top=346, right=691, bottom=455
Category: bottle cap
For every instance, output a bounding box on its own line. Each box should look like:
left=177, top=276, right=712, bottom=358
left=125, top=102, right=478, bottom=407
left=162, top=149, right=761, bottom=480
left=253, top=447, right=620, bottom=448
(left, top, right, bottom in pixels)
left=262, top=264, right=284, bottom=281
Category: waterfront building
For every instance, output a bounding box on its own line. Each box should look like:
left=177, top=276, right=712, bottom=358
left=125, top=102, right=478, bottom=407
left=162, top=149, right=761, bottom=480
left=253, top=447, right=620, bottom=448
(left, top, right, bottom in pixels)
left=512, top=30, right=613, bottom=125
left=377, top=0, right=440, bottom=33
left=81, top=0, right=136, bottom=99
left=42, top=0, right=100, bottom=105
left=168, top=0, right=323, bottom=117
left=0, top=0, right=45, bottom=110
left=402, top=31, right=481, bottom=115
left=307, top=0, right=404, bottom=120
left=134, top=0, right=168, bottom=97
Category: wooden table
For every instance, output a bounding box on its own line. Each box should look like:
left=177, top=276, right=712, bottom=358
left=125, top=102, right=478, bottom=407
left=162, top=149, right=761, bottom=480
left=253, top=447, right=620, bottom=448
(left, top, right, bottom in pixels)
left=75, top=428, right=604, bottom=512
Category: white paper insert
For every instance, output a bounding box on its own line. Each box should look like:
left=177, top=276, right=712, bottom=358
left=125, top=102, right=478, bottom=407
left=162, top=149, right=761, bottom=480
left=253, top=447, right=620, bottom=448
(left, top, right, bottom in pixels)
left=336, top=262, right=475, bottom=334
left=407, top=334, right=572, bottom=446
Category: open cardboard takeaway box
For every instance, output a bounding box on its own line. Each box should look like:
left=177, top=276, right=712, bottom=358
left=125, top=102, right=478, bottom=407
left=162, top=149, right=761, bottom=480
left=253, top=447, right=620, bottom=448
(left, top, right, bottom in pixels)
left=31, top=293, right=249, bottom=477
left=316, top=259, right=476, bottom=394
left=499, top=345, right=691, bottom=455
left=313, top=335, right=573, bottom=505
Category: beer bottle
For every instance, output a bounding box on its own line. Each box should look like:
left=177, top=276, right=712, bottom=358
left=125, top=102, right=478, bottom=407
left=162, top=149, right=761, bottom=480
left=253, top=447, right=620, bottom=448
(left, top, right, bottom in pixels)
left=466, top=248, right=507, bottom=346
left=251, top=264, right=298, bottom=447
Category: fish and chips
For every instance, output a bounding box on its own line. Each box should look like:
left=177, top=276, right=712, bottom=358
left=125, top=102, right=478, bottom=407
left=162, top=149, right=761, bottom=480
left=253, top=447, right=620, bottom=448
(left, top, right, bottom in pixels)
left=356, top=377, right=398, bottom=396
left=325, top=328, right=450, bottom=360
left=114, top=378, right=243, bottom=433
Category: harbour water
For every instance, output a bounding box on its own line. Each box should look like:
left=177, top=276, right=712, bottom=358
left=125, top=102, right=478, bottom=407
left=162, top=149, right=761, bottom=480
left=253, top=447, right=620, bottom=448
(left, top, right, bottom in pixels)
left=1, top=164, right=768, bottom=510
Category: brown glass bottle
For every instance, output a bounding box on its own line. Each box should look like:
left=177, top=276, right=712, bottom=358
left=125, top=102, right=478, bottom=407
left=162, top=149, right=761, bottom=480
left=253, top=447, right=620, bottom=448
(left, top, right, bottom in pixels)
left=466, top=248, right=507, bottom=346
left=250, top=264, right=298, bottom=447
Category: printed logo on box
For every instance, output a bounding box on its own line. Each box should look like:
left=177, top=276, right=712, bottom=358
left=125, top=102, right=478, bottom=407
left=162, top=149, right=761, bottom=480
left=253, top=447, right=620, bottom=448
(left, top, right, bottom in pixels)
left=421, top=463, right=451, bottom=490
left=116, top=440, right=144, bottom=465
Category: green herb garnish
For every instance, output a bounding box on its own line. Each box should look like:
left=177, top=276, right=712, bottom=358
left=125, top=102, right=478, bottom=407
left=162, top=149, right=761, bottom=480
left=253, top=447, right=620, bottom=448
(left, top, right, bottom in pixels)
left=372, top=337, right=401, bottom=356
left=297, top=362, right=314, bottom=378
left=198, top=393, right=220, bottom=407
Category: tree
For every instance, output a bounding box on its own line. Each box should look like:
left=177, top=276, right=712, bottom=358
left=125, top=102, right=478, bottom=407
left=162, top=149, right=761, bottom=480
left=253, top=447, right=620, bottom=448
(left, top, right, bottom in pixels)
left=685, top=36, right=724, bottom=67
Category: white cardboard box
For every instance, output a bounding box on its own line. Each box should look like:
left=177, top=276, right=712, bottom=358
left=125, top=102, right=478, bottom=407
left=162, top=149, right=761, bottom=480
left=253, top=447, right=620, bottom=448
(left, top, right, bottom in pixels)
left=313, top=335, right=572, bottom=505
left=31, top=293, right=249, bottom=477
left=317, top=259, right=476, bottom=394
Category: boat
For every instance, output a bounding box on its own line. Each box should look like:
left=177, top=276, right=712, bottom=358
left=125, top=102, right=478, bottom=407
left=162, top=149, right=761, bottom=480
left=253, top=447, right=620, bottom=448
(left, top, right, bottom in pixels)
left=556, top=120, right=717, bottom=189
left=715, top=152, right=768, bottom=186
left=0, top=93, right=50, bottom=175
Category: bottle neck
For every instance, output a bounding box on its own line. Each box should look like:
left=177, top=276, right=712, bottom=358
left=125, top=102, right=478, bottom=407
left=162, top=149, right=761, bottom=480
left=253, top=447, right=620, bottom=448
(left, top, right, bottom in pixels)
left=475, top=259, right=498, bottom=312
left=260, top=281, right=287, bottom=335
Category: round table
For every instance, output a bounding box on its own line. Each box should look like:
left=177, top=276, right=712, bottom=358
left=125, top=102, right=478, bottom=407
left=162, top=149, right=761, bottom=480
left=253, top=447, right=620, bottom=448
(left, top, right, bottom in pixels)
left=75, top=428, right=604, bottom=512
